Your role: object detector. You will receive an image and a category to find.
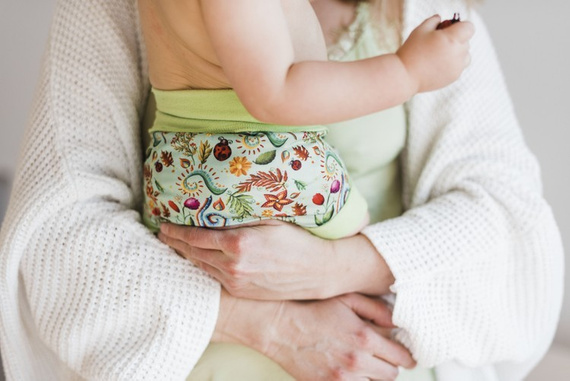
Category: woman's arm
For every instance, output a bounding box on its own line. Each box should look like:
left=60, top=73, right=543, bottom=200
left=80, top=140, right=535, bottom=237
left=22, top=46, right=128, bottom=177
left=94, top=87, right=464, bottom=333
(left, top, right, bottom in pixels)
left=201, top=0, right=474, bottom=125
left=360, top=5, right=564, bottom=375
left=0, top=1, right=221, bottom=379
left=158, top=220, right=394, bottom=300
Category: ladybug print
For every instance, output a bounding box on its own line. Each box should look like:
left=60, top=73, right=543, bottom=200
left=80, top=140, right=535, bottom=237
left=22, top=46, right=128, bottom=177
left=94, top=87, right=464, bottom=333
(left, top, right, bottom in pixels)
left=290, top=160, right=302, bottom=171
left=214, top=137, right=233, bottom=161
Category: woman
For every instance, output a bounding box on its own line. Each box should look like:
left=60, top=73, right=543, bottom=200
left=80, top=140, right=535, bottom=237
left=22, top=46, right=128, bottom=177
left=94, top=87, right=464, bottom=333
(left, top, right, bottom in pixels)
left=0, top=0, right=563, bottom=380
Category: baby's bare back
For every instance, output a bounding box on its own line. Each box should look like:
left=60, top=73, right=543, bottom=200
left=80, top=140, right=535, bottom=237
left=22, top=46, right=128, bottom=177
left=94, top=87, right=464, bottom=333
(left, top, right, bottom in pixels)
left=138, top=0, right=328, bottom=91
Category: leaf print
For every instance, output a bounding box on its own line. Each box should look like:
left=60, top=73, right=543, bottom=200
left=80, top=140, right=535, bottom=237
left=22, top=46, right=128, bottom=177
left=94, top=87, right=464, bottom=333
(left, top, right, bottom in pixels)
left=160, top=202, right=171, bottom=218
left=254, top=150, right=276, bottom=165
left=161, top=151, right=174, bottom=167
left=315, top=204, right=335, bottom=226
left=168, top=200, right=180, bottom=213
left=302, top=131, right=320, bottom=144
left=228, top=193, right=254, bottom=220
left=292, top=203, right=307, bottom=216
left=292, top=146, right=310, bottom=161
left=143, top=163, right=152, bottom=181
left=235, top=169, right=288, bottom=193
left=171, top=133, right=198, bottom=156
left=198, top=140, right=213, bottom=164
left=294, top=179, right=307, bottom=191
left=154, top=179, right=165, bottom=193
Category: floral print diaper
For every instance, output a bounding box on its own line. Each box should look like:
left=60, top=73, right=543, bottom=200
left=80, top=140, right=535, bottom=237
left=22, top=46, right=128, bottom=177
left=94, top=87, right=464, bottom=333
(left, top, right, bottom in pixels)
left=142, top=130, right=355, bottom=233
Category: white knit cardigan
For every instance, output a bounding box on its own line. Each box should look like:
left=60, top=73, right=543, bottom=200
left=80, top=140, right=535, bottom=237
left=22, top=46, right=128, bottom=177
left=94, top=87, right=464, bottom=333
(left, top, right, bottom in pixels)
left=0, top=0, right=564, bottom=380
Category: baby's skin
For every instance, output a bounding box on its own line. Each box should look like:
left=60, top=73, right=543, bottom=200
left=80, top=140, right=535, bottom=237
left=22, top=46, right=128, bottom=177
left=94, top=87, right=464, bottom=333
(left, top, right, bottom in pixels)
left=138, top=0, right=474, bottom=123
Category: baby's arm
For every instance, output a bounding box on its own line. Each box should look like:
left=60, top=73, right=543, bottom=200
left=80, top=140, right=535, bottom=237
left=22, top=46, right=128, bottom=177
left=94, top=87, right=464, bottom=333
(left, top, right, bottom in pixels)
left=201, top=0, right=474, bottom=126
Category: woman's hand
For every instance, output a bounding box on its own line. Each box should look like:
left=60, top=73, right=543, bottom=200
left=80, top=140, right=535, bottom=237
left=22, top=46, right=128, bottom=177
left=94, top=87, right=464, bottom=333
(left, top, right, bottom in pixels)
left=215, top=290, right=416, bottom=381
left=158, top=221, right=395, bottom=300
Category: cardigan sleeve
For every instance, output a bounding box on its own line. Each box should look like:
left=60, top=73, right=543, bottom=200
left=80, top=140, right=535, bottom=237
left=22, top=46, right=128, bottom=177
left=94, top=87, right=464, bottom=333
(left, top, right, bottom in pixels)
left=361, top=8, right=564, bottom=377
left=0, top=0, right=220, bottom=379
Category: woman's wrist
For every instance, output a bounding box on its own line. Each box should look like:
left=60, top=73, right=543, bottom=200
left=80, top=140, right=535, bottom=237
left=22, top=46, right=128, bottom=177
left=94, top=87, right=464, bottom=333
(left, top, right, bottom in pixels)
left=212, top=288, right=283, bottom=354
left=329, top=233, right=395, bottom=296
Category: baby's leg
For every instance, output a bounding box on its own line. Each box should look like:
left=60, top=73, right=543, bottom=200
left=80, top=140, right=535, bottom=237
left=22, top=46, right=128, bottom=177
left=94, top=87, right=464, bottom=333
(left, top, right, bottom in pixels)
left=305, top=181, right=369, bottom=240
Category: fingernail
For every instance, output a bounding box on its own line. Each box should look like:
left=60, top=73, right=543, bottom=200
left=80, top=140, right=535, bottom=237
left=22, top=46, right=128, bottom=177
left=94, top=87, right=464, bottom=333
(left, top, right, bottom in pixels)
left=160, top=224, right=168, bottom=234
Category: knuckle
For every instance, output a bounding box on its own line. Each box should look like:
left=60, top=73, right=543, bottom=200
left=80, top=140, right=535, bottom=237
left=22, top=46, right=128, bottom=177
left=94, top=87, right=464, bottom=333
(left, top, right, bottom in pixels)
left=226, top=260, right=240, bottom=277
left=330, top=368, right=349, bottom=381
left=344, top=352, right=362, bottom=372
left=355, top=327, right=373, bottom=348
left=226, top=258, right=247, bottom=279
left=227, top=231, right=250, bottom=255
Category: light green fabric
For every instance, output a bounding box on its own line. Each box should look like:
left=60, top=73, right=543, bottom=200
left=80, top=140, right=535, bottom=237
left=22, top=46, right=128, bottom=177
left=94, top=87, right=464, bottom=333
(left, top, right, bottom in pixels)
left=151, top=88, right=326, bottom=134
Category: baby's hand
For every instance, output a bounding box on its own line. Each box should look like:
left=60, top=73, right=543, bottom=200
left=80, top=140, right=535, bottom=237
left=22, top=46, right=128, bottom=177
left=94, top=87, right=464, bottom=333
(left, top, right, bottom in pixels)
left=396, top=15, right=475, bottom=93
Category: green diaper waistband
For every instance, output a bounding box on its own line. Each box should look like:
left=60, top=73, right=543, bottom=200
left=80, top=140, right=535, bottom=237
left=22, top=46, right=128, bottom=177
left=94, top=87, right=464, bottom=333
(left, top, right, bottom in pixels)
left=150, top=88, right=327, bottom=134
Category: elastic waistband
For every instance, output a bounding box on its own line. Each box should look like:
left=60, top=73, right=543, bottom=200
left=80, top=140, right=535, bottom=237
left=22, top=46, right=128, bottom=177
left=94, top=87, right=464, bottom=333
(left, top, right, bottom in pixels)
left=150, top=88, right=326, bottom=134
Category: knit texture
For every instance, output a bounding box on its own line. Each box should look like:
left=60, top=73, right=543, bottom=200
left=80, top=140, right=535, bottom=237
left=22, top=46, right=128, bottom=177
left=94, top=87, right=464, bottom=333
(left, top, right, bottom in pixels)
left=0, top=0, right=564, bottom=380
left=361, top=1, right=564, bottom=380
left=0, top=1, right=220, bottom=380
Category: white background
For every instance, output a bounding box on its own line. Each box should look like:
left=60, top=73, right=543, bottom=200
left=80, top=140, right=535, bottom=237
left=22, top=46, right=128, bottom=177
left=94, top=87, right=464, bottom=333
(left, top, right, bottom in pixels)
left=1, top=0, right=569, bottom=379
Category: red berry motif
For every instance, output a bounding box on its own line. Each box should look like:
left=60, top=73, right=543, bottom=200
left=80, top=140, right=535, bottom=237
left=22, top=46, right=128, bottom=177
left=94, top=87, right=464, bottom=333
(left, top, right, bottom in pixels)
left=155, top=161, right=163, bottom=172
left=214, top=137, right=232, bottom=161
left=312, top=193, right=325, bottom=205
left=290, top=160, right=302, bottom=171
left=184, top=197, right=200, bottom=210
left=437, top=13, right=460, bottom=30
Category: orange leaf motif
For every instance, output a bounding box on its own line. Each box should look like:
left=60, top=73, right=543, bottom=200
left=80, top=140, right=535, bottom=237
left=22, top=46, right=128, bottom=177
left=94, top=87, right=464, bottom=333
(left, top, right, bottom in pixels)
left=160, top=202, right=171, bottom=218
left=293, top=146, right=310, bottom=161
left=236, top=169, right=288, bottom=193
left=161, top=151, right=174, bottom=167
left=292, top=203, right=307, bottom=216
left=290, top=192, right=301, bottom=199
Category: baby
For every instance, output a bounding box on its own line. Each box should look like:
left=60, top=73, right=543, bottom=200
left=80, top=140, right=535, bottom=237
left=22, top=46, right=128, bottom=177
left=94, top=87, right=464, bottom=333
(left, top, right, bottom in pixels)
left=138, top=0, right=473, bottom=239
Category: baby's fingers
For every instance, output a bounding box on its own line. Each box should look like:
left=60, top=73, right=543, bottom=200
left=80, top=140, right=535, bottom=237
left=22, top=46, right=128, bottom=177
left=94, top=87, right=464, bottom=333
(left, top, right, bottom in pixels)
left=444, top=21, right=475, bottom=42
left=417, top=14, right=442, bottom=33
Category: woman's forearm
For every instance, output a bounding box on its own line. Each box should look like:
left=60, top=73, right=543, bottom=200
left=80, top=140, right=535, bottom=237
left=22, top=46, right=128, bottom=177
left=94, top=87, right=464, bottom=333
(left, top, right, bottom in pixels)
left=212, top=289, right=281, bottom=352
left=328, top=233, right=395, bottom=297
